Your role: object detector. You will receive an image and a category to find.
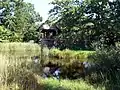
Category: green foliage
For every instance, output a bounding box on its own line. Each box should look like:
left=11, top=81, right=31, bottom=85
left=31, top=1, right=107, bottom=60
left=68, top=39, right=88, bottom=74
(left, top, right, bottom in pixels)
left=84, top=0, right=120, bottom=47
left=23, top=25, right=39, bottom=42
left=49, top=0, right=120, bottom=49
left=0, top=26, right=21, bottom=41
left=0, top=0, right=42, bottom=42
left=40, top=78, right=105, bottom=90
left=49, top=0, right=89, bottom=50
left=89, top=46, right=120, bottom=90
left=14, top=2, right=42, bottom=42
left=49, top=48, right=95, bottom=60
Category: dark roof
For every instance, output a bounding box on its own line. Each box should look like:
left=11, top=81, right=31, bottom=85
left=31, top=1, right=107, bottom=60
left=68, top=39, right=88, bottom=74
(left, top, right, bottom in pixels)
left=37, top=24, right=61, bottom=34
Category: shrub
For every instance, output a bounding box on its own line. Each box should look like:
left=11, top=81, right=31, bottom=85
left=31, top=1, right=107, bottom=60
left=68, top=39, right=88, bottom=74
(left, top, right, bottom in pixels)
left=88, top=46, right=120, bottom=90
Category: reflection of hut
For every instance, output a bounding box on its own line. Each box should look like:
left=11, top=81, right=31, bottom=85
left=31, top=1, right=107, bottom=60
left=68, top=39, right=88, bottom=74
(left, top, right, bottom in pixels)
left=37, top=24, right=61, bottom=48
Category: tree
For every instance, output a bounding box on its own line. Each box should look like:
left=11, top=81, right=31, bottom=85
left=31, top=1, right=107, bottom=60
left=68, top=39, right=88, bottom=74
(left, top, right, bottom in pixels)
left=14, top=2, right=42, bottom=42
left=0, top=0, right=42, bottom=42
left=49, top=0, right=120, bottom=50
left=0, top=26, right=21, bottom=42
left=84, top=0, right=120, bottom=47
left=48, top=0, right=93, bottom=50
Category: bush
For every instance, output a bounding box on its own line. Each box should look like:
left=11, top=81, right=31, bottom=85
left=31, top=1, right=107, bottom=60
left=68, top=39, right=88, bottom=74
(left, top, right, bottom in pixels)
left=88, top=46, right=120, bottom=90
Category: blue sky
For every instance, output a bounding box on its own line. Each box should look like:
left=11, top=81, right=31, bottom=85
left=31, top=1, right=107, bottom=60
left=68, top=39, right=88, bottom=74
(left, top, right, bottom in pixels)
left=24, top=0, right=53, bottom=22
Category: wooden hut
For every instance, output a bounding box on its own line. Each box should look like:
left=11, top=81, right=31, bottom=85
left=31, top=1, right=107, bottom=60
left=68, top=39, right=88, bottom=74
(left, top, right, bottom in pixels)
left=37, top=24, right=61, bottom=48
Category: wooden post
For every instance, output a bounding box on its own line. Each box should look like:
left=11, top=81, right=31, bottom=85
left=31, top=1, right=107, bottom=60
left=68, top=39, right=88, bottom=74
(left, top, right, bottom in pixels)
left=38, top=29, right=42, bottom=75
left=39, top=29, right=44, bottom=66
left=40, top=39, right=44, bottom=66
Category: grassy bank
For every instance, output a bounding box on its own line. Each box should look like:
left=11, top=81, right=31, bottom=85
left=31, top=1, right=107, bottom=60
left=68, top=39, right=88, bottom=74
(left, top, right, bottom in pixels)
left=40, top=78, right=105, bottom=90
left=49, top=48, right=95, bottom=61
left=0, top=77, right=105, bottom=90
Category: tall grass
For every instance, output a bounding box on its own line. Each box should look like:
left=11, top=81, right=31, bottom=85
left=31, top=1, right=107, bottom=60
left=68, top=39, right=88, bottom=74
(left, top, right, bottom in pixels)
left=0, top=42, right=41, bottom=56
left=0, top=42, right=94, bottom=60
left=0, top=53, right=33, bottom=89
left=0, top=43, right=42, bottom=90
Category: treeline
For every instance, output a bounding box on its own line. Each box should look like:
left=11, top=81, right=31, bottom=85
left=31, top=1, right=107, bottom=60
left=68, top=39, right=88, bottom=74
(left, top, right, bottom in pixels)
left=48, top=0, right=120, bottom=50
left=0, top=0, right=42, bottom=42
left=1, top=0, right=120, bottom=50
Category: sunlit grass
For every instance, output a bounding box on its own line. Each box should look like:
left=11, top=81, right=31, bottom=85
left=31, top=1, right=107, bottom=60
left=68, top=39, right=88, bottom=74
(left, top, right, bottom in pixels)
left=39, top=78, right=105, bottom=90
left=49, top=48, right=95, bottom=61
left=0, top=42, right=41, bottom=56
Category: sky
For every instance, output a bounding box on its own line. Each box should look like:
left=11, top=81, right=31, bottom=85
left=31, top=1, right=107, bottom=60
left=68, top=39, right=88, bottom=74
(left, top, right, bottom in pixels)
left=24, top=0, right=53, bottom=22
